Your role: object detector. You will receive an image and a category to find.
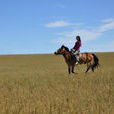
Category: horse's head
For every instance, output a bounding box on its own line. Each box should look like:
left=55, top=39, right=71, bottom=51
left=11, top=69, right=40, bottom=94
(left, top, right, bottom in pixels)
left=54, top=45, right=69, bottom=55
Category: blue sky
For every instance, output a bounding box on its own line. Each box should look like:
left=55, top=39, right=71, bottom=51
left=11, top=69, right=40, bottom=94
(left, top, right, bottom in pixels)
left=0, top=0, right=114, bottom=54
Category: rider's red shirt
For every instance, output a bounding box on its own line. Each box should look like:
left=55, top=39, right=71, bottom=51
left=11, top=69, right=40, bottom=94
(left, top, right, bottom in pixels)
left=73, top=41, right=81, bottom=51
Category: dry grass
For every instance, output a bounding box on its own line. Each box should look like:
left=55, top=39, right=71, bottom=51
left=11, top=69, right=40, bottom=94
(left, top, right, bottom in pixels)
left=0, top=53, right=113, bottom=114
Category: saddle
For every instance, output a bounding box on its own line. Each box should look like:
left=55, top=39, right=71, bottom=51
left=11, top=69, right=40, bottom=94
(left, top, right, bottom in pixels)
left=70, top=51, right=80, bottom=63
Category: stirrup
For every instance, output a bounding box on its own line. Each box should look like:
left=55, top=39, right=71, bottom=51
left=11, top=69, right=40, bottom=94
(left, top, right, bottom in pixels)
left=76, top=62, right=79, bottom=65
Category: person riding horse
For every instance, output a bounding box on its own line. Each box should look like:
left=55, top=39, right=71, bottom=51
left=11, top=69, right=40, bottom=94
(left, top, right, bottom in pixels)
left=54, top=45, right=99, bottom=74
left=71, top=36, right=81, bottom=64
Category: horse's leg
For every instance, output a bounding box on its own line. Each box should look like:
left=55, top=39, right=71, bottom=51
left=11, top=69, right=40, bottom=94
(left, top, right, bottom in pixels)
left=68, top=66, right=71, bottom=74
left=91, top=66, right=94, bottom=72
left=85, top=63, right=91, bottom=73
left=72, top=65, right=75, bottom=73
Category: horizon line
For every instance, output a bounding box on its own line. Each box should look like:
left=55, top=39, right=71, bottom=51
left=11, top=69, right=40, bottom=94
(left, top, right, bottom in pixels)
left=0, top=51, right=114, bottom=56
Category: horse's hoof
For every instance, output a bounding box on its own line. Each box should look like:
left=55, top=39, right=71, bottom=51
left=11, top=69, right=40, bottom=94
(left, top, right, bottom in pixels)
left=74, top=72, right=78, bottom=74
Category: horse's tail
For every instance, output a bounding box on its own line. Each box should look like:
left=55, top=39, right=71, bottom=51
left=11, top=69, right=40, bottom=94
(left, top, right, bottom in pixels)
left=91, top=53, right=99, bottom=72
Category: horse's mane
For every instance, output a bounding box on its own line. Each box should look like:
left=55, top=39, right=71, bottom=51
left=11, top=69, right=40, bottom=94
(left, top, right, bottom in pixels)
left=62, top=45, right=69, bottom=52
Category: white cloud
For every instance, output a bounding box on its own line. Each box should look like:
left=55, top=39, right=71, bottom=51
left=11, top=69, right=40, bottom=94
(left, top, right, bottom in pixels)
left=53, top=18, right=114, bottom=45
left=56, top=4, right=65, bottom=8
left=101, top=18, right=114, bottom=23
left=57, top=29, right=102, bottom=42
left=99, top=19, right=114, bottom=32
left=52, top=37, right=74, bottom=46
left=45, top=21, right=70, bottom=28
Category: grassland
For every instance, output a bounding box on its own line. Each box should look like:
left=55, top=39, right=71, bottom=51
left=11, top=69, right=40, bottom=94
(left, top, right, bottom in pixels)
left=0, top=53, right=113, bottom=114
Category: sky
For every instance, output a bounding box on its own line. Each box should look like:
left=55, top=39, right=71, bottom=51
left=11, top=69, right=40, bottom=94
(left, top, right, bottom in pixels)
left=0, top=0, right=114, bottom=54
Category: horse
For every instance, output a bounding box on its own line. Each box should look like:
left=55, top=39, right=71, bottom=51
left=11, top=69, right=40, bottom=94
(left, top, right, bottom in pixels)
left=54, top=45, right=99, bottom=74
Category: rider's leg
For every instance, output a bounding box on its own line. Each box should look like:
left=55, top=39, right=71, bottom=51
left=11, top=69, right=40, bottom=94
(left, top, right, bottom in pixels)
left=75, top=50, right=80, bottom=64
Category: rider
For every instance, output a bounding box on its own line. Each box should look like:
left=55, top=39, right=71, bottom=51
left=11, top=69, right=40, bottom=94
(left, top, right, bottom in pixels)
left=71, top=35, right=82, bottom=64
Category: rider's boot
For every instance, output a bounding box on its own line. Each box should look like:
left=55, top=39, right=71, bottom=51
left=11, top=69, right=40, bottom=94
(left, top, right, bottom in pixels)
left=76, top=62, right=78, bottom=65
left=76, top=55, right=80, bottom=65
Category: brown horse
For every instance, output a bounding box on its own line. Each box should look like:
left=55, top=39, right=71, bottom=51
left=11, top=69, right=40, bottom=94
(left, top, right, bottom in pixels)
left=54, top=45, right=99, bottom=74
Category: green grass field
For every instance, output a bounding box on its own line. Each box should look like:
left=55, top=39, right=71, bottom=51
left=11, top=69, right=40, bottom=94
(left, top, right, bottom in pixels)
left=0, top=53, right=113, bottom=114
